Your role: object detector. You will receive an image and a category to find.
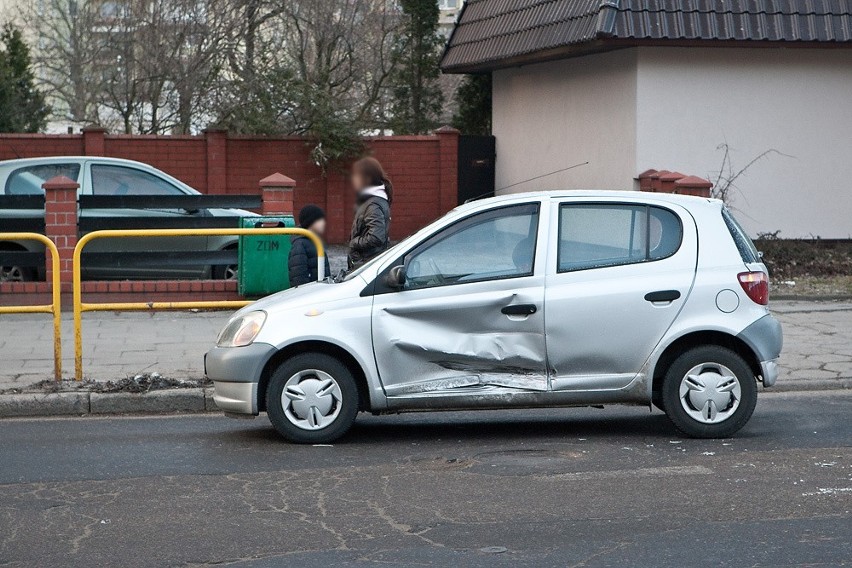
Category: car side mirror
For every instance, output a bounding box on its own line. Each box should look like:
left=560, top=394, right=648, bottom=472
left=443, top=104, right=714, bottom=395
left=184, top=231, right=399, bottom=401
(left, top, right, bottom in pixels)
left=385, top=265, right=406, bottom=289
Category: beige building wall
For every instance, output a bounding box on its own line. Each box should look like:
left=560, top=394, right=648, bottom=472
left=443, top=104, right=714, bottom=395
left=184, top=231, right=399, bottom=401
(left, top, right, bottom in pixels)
left=635, top=46, right=852, bottom=238
left=493, top=46, right=852, bottom=237
left=492, top=50, right=638, bottom=195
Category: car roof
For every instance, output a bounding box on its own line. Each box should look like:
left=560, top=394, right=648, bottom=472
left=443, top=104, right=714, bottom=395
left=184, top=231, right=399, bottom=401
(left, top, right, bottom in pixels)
left=0, top=156, right=154, bottom=169
left=455, top=189, right=722, bottom=214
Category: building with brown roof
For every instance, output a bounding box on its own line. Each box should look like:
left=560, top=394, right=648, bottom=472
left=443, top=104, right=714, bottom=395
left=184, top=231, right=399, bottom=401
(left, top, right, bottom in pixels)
left=442, top=0, right=852, bottom=237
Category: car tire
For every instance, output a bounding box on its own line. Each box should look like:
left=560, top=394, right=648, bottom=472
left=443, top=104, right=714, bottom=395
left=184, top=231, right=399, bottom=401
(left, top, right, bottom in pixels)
left=661, top=345, right=757, bottom=439
left=212, top=245, right=238, bottom=280
left=266, top=353, right=359, bottom=444
left=0, top=244, right=36, bottom=282
left=0, top=264, right=35, bottom=282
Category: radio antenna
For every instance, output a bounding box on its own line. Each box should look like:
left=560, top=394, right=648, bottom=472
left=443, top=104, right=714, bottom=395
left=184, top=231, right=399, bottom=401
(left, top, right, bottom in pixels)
left=464, top=161, right=589, bottom=203
left=496, top=161, right=589, bottom=192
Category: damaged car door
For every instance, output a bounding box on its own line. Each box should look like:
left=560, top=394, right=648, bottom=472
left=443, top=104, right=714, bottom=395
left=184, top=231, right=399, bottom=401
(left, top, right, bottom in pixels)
left=371, top=202, right=547, bottom=397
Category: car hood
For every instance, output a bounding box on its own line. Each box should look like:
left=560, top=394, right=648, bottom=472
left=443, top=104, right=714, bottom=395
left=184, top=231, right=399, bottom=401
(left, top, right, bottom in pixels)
left=234, top=277, right=368, bottom=319
left=209, top=208, right=259, bottom=217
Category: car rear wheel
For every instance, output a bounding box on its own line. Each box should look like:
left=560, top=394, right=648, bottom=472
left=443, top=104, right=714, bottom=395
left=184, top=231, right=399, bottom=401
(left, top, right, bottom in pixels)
left=212, top=245, right=238, bottom=280
left=661, top=345, right=757, bottom=438
left=266, top=353, right=359, bottom=443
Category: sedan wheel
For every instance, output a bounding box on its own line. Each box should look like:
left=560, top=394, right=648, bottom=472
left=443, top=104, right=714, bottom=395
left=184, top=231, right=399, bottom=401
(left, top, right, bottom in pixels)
left=266, top=353, right=359, bottom=443
left=223, top=264, right=238, bottom=280
left=0, top=265, right=33, bottom=282
left=662, top=345, right=757, bottom=438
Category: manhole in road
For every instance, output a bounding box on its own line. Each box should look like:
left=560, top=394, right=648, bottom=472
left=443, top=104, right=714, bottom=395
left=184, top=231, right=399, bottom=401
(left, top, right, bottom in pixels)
left=471, top=449, right=585, bottom=476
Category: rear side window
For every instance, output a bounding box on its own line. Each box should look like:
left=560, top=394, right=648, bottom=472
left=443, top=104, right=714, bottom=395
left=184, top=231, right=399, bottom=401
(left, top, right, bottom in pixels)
left=91, top=165, right=184, bottom=196
left=5, top=164, right=81, bottom=195
left=721, top=208, right=760, bottom=263
left=558, top=204, right=682, bottom=272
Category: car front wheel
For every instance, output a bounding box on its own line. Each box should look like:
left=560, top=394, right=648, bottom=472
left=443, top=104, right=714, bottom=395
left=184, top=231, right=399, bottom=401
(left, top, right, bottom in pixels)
left=661, top=345, right=757, bottom=438
left=266, top=353, right=359, bottom=443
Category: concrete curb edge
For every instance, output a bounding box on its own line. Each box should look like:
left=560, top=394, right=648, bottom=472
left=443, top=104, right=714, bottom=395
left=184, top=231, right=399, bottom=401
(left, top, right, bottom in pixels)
left=0, top=387, right=219, bottom=418
left=0, top=381, right=849, bottom=419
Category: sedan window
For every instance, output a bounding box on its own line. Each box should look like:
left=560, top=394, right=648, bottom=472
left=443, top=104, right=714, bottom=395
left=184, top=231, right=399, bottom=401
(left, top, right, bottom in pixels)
left=558, top=204, right=682, bottom=272
left=404, top=203, right=539, bottom=290
left=91, top=165, right=184, bottom=196
left=5, top=164, right=81, bottom=195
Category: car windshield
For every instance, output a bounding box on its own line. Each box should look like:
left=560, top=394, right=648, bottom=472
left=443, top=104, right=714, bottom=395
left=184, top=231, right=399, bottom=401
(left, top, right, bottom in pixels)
left=342, top=234, right=417, bottom=282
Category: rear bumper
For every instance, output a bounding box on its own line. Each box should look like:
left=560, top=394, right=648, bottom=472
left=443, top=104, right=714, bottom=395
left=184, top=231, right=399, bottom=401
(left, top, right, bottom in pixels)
left=737, top=314, right=783, bottom=387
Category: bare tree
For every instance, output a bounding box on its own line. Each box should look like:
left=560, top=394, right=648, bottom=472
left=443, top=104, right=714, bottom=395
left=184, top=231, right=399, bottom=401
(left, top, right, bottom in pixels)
left=24, top=0, right=237, bottom=134
left=218, top=0, right=400, bottom=133
left=25, top=0, right=401, bottom=144
left=712, top=143, right=791, bottom=205
left=21, top=0, right=109, bottom=126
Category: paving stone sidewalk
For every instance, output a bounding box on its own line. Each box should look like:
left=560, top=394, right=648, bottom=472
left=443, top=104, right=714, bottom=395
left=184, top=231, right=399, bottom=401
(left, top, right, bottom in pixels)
left=0, top=300, right=850, bottom=391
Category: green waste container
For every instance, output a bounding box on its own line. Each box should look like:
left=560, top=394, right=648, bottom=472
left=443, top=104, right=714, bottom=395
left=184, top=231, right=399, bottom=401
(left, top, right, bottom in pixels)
left=238, top=216, right=295, bottom=296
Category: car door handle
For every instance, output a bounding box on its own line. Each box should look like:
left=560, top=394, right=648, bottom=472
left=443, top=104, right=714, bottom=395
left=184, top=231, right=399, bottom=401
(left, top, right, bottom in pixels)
left=501, top=304, right=537, bottom=316
left=644, top=290, right=681, bottom=303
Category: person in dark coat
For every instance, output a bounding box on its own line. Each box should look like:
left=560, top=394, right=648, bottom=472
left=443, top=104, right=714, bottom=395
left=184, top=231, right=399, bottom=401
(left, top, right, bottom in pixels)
left=288, top=204, right=331, bottom=287
left=348, top=157, right=392, bottom=270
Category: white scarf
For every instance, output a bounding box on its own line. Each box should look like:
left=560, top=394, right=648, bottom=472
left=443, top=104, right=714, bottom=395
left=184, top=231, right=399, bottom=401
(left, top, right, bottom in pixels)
left=361, top=184, right=388, bottom=201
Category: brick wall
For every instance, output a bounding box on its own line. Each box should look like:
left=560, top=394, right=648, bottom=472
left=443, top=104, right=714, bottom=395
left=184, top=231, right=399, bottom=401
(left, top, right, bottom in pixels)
left=0, top=129, right=458, bottom=244
left=0, top=128, right=459, bottom=307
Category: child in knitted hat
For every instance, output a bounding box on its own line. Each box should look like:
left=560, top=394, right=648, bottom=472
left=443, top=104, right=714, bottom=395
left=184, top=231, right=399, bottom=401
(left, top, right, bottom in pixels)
left=288, top=205, right=331, bottom=287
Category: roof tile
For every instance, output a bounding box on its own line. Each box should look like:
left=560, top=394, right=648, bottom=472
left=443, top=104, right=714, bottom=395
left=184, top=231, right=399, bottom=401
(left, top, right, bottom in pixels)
left=443, top=0, right=852, bottom=71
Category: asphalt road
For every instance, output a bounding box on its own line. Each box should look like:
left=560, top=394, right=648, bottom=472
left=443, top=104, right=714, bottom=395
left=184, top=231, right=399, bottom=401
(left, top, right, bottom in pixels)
left=0, top=391, right=850, bottom=567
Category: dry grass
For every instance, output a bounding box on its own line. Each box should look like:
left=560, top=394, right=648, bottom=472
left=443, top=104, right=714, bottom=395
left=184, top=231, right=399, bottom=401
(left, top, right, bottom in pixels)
left=772, top=275, right=852, bottom=298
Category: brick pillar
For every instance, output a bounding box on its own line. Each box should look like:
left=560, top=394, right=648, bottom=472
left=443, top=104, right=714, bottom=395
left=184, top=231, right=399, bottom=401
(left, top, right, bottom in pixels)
left=659, top=171, right=685, bottom=193
left=82, top=126, right=107, bottom=156
left=637, top=169, right=657, bottom=192
left=204, top=127, right=228, bottom=194
left=435, top=126, right=460, bottom=212
left=259, top=173, right=295, bottom=216
left=42, top=176, right=79, bottom=288
left=674, top=176, right=713, bottom=198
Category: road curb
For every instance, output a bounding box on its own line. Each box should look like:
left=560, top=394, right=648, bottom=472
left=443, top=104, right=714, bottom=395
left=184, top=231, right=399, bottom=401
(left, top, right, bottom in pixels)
left=0, top=380, right=848, bottom=419
left=768, top=378, right=852, bottom=392
left=0, top=388, right=219, bottom=418
left=0, top=391, right=90, bottom=418
left=90, top=388, right=208, bottom=414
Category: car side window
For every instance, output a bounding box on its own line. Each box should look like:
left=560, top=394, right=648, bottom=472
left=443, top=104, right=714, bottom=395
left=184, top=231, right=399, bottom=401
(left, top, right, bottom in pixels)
left=558, top=203, right=682, bottom=272
left=404, top=203, right=539, bottom=290
left=91, top=165, right=184, bottom=196
left=5, top=164, right=81, bottom=195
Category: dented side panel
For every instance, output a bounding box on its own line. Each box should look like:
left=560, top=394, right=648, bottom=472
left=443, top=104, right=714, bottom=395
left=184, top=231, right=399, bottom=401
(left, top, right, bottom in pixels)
left=372, top=276, right=548, bottom=395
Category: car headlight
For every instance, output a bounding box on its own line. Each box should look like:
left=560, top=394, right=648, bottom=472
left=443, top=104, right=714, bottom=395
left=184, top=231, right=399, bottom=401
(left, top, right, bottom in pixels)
left=217, top=311, right=266, bottom=347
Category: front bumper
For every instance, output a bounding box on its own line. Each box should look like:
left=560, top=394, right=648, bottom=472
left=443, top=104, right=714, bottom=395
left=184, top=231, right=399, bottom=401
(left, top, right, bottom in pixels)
left=205, top=342, right=277, bottom=416
left=760, top=359, right=779, bottom=388
left=213, top=381, right=258, bottom=415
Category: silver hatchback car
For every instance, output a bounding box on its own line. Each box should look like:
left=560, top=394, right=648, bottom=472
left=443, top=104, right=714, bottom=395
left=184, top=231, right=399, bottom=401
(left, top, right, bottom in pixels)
left=206, top=191, right=782, bottom=443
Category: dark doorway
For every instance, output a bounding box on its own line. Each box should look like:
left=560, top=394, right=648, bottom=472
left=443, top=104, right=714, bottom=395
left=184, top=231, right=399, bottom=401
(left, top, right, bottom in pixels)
left=457, top=135, right=495, bottom=204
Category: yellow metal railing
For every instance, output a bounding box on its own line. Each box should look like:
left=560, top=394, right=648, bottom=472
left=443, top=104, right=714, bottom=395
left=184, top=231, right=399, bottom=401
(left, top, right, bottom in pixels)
left=73, top=228, right=325, bottom=380
left=0, top=233, right=62, bottom=380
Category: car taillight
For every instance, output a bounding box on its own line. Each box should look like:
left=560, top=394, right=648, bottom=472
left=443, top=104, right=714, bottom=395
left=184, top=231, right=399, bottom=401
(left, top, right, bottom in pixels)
left=738, top=271, right=769, bottom=305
